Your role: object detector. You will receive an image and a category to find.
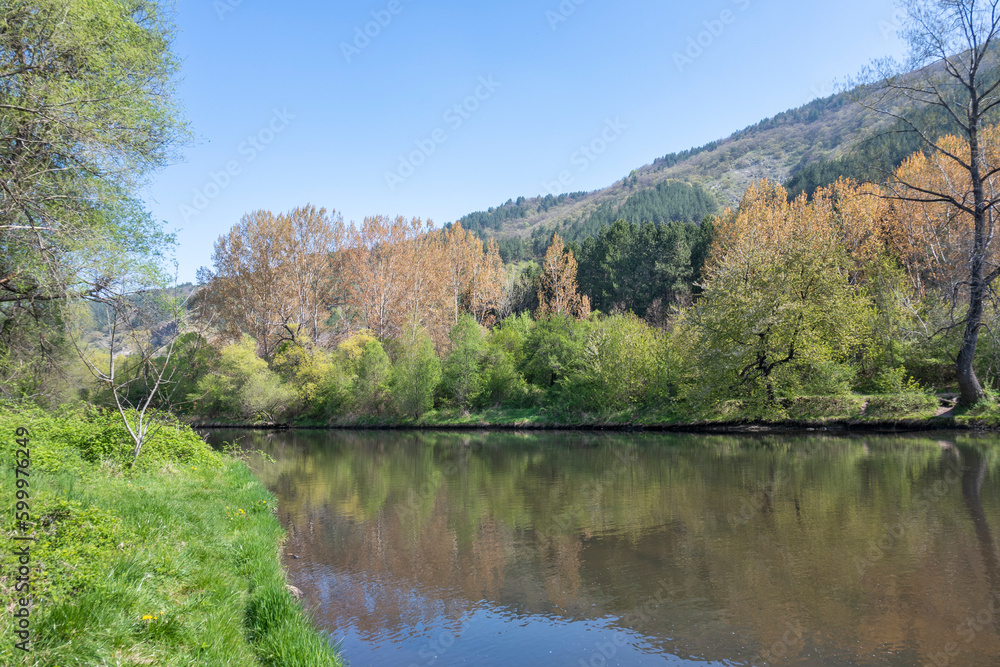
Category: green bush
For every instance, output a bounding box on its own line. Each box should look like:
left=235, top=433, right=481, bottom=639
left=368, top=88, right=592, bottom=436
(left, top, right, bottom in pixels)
left=477, top=342, right=531, bottom=408
left=313, top=356, right=354, bottom=420
left=188, top=336, right=296, bottom=421
left=354, top=339, right=391, bottom=415
left=443, top=315, right=486, bottom=409
left=0, top=402, right=221, bottom=473
left=391, top=326, right=441, bottom=419
left=560, top=313, right=664, bottom=412
left=520, top=315, right=591, bottom=390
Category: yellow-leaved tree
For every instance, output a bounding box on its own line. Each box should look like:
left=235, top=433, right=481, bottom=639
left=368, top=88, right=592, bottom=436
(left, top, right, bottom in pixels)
left=685, top=181, right=872, bottom=414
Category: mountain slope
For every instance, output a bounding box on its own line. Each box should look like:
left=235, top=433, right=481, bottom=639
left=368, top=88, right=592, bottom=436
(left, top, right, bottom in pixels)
left=454, top=90, right=891, bottom=255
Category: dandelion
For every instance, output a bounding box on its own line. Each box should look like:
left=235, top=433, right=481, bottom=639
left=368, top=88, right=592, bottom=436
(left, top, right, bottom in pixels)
left=142, top=615, right=155, bottom=621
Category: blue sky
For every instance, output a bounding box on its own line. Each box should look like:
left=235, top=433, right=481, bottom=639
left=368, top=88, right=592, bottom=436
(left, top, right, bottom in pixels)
left=145, top=0, right=909, bottom=282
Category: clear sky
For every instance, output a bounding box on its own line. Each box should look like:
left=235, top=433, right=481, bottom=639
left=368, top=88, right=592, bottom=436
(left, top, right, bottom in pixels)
left=144, top=0, right=909, bottom=283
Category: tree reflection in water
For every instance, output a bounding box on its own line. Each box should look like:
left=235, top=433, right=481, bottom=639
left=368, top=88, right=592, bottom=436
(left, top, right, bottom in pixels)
left=210, top=430, right=1000, bottom=666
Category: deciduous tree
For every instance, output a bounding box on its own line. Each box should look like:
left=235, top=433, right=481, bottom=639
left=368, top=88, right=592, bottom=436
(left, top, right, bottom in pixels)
left=690, top=181, right=870, bottom=412
left=390, top=323, right=441, bottom=419
left=861, top=0, right=1000, bottom=405
left=443, top=314, right=486, bottom=409
left=536, top=234, right=590, bottom=319
left=201, top=206, right=343, bottom=358
left=0, top=0, right=187, bottom=307
left=343, top=215, right=425, bottom=340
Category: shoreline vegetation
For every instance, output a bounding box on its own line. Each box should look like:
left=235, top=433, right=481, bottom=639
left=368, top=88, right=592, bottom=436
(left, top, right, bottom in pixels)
left=149, top=179, right=1000, bottom=440
left=0, top=404, right=342, bottom=666
left=189, top=391, right=1000, bottom=433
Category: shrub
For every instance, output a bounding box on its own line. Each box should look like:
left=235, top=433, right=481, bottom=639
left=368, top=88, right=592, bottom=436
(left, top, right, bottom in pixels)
left=0, top=402, right=222, bottom=474
left=354, top=340, right=391, bottom=415
left=560, top=313, right=664, bottom=412
left=443, top=315, right=486, bottom=409
left=391, top=326, right=441, bottom=419
left=520, top=315, right=591, bottom=389
left=477, top=343, right=530, bottom=408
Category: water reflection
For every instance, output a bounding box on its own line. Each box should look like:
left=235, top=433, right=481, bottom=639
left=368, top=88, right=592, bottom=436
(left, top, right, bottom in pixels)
left=208, top=430, right=1000, bottom=666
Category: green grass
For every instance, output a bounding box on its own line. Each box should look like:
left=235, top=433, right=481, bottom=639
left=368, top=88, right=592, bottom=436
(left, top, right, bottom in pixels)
left=953, top=393, right=1000, bottom=427
left=862, top=393, right=941, bottom=420
left=0, top=404, right=341, bottom=666
left=784, top=395, right=868, bottom=421
left=285, top=391, right=949, bottom=429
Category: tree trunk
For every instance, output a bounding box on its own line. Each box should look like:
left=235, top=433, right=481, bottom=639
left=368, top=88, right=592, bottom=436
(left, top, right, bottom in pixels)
left=957, top=103, right=988, bottom=408
left=956, top=291, right=985, bottom=406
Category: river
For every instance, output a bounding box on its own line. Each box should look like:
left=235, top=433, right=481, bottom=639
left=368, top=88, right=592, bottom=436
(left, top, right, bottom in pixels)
left=206, top=429, right=1000, bottom=666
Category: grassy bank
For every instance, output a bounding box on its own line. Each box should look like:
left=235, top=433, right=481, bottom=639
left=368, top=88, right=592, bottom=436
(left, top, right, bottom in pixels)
left=191, top=392, right=1000, bottom=431
left=0, top=404, right=341, bottom=666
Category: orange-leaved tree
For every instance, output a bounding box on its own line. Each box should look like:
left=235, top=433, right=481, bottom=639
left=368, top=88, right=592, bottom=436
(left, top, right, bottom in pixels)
left=342, top=215, right=426, bottom=340
left=536, top=233, right=590, bottom=319
left=859, top=0, right=1000, bottom=405
left=200, top=205, right=344, bottom=358
left=890, top=127, right=1000, bottom=299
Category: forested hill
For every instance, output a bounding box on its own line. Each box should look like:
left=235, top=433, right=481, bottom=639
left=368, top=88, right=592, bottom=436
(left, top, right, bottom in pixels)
left=454, top=85, right=929, bottom=260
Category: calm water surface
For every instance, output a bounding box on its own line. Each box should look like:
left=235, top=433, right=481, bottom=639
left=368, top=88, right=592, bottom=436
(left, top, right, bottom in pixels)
left=208, top=430, right=1000, bottom=666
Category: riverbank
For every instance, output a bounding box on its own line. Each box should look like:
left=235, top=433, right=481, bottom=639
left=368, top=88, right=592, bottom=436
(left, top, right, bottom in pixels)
left=0, top=404, right=341, bottom=666
left=191, top=392, right=1000, bottom=433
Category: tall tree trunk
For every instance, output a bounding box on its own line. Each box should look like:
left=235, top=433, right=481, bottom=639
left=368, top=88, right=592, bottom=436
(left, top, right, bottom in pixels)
left=957, top=285, right=985, bottom=406
left=958, top=109, right=988, bottom=408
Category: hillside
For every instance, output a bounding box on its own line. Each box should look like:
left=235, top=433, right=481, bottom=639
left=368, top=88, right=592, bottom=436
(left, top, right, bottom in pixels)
left=455, top=52, right=1000, bottom=260
left=454, top=89, right=895, bottom=258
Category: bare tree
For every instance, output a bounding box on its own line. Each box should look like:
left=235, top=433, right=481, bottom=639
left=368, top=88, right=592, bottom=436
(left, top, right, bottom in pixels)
left=861, top=0, right=1000, bottom=405
left=71, top=279, right=207, bottom=464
